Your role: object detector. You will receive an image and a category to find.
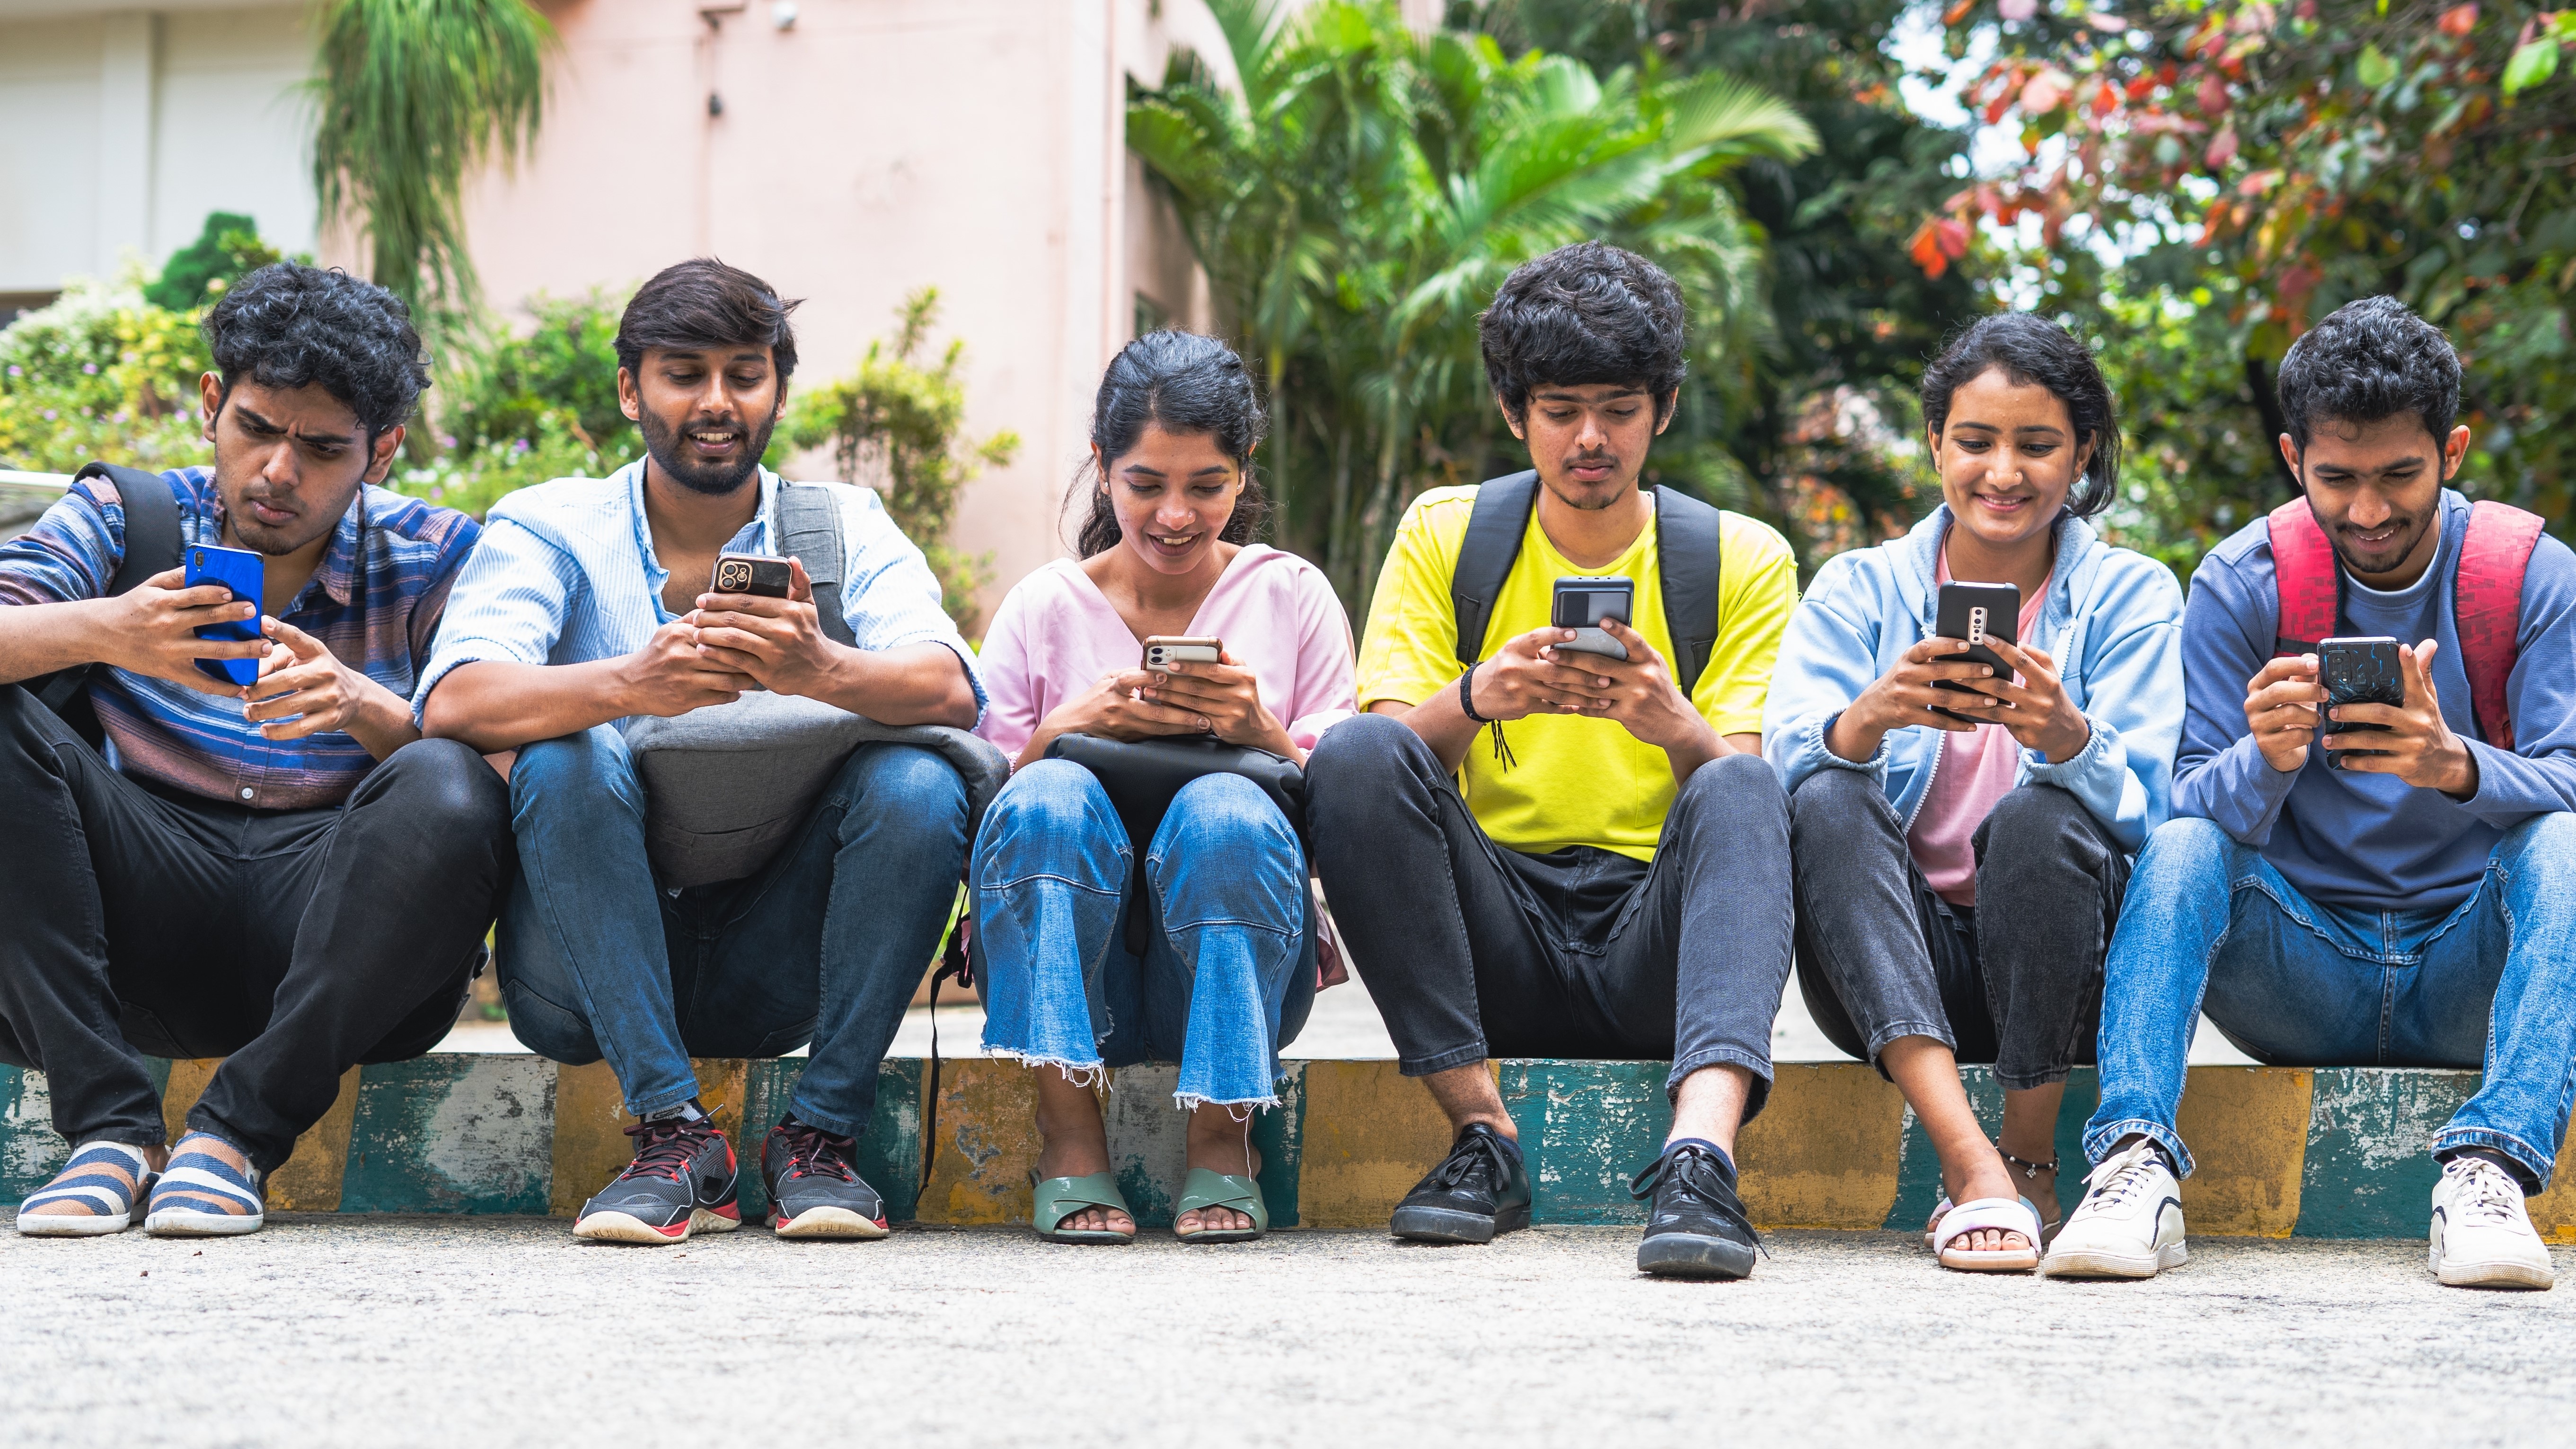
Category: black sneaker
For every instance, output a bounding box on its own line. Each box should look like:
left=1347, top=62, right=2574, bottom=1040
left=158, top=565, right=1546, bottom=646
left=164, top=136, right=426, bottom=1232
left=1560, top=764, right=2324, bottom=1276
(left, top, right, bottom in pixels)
left=761, top=1118, right=890, bottom=1240
left=1630, top=1140, right=1761, bottom=1280
left=573, top=1114, right=742, bottom=1245
left=1388, top=1123, right=1531, bottom=1244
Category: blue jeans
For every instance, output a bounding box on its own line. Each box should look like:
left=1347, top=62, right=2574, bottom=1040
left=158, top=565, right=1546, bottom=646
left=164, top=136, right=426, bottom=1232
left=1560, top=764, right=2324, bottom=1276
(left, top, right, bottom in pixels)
left=2086, top=813, right=2576, bottom=1187
left=498, top=724, right=968, bottom=1138
left=969, top=760, right=1314, bottom=1109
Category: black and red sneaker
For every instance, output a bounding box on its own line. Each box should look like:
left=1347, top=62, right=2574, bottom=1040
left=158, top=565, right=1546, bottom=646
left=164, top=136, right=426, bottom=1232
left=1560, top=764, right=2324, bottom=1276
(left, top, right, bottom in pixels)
left=573, top=1114, right=742, bottom=1245
left=761, top=1118, right=890, bottom=1240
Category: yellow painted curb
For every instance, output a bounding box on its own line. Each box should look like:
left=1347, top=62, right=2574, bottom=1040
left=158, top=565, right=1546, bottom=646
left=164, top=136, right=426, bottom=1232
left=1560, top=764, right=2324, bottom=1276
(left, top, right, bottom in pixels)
left=919, top=1057, right=1047, bottom=1226
left=156, top=1058, right=359, bottom=1210
left=1738, top=1064, right=1907, bottom=1230
left=2174, top=1066, right=2310, bottom=1237
left=1294, top=1060, right=1465, bottom=1228
left=546, top=1058, right=748, bottom=1218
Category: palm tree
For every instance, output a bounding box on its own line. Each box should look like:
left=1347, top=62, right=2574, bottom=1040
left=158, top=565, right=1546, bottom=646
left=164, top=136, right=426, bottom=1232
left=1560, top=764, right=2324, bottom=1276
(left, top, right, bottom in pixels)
left=1129, top=0, right=1817, bottom=609
left=308, top=0, right=555, bottom=329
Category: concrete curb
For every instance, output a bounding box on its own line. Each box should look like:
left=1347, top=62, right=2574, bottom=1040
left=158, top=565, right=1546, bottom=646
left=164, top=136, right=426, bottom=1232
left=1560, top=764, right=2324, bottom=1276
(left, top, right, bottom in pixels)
left=4, top=1057, right=2565, bottom=1238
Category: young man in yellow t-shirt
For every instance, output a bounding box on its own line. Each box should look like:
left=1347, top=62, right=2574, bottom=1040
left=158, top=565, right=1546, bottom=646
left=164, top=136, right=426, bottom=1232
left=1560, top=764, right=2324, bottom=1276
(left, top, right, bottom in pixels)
left=1307, top=242, right=1799, bottom=1280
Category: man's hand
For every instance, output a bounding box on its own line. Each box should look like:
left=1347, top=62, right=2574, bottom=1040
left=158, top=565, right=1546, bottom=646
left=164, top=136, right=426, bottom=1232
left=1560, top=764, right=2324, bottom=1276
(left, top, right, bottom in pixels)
left=690, top=557, right=843, bottom=699
left=241, top=617, right=417, bottom=759
left=1139, top=651, right=1301, bottom=760
left=1531, top=618, right=1714, bottom=755
left=92, top=567, right=270, bottom=696
left=1826, top=638, right=1991, bottom=762
left=2243, top=654, right=2326, bottom=774
left=614, top=618, right=757, bottom=719
left=1951, top=637, right=2091, bottom=764
left=1461, top=625, right=1650, bottom=724
left=2322, top=639, right=2478, bottom=797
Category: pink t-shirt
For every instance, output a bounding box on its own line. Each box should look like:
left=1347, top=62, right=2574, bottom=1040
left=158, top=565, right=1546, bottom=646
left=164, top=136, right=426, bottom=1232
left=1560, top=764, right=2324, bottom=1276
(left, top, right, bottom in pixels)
left=973, top=544, right=1358, bottom=761
left=1905, top=551, right=2047, bottom=908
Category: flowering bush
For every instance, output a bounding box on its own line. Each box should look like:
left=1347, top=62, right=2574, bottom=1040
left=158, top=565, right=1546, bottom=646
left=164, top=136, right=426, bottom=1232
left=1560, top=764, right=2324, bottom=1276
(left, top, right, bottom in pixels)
left=0, top=271, right=212, bottom=476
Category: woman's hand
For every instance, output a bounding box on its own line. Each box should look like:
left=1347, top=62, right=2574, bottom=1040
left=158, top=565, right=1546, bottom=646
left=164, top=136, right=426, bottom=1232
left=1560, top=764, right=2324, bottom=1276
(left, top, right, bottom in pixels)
left=1955, top=638, right=2091, bottom=764
left=1826, top=638, right=1992, bottom=762
left=1015, top=669, right=1208, bottom=769
left=1139, top=652, right=1302, bottom=762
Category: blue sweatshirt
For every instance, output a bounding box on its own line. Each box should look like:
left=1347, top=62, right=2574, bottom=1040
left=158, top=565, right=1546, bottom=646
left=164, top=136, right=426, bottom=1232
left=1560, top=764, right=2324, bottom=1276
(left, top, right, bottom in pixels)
left=2174, top=489, right=2576, bottom=912
left=1765, top=506, right=2186, bottom=853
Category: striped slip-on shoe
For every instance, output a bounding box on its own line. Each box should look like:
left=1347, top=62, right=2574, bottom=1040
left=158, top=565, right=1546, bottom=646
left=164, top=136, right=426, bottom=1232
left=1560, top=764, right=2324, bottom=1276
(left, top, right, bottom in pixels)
left=143, top=1131, right=265, bottom=1237
left=16, top=1141, right=159, bottom=1237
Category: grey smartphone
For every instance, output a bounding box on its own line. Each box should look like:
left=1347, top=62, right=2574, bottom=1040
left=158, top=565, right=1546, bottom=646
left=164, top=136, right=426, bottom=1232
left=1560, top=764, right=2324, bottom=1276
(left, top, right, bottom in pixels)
left=2318, top=636, right=2402, bottom=769
left=1143, top=636, right=1223, bottom=670
left=1550, top=575, right=1634, bottom=660
left=1932, top=581, right=2020, bottom=724
left=711, top=552, right=793, bottom=599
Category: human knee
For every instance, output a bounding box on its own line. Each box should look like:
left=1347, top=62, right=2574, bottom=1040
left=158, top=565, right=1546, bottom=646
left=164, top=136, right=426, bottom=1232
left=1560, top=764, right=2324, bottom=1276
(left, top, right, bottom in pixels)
left=2494, top=809, right=2576, bottom=884
left=1976, top=784, right=2088, bottom=871
left=375, top=738, right=510, bottom=838
left=1162, top=773, right=1296, bottom=857
left=975, top=759, right=1121, bottom=890
left=491, top=971, right=602, bottom=1066
left=1788, top=764, right=1879, bottom=839
left=841, top=741, right=966, bottom=815
left=1305, top=712, right=1421, bottom=800
left=510, top=725, right=637, bottom=813
left=2130, top=816, right=2238, bottom=895
left=984, top=757, right=1110, bottom=837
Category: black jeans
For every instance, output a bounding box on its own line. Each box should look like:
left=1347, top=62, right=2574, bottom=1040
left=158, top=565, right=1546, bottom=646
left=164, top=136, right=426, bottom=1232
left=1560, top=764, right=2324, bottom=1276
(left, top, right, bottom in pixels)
left=0, top=684, right=514, bottom=1173
left=1307, top=713, right=1795, bottom=1114
left=1788, top=767, right=2126, bottom=1091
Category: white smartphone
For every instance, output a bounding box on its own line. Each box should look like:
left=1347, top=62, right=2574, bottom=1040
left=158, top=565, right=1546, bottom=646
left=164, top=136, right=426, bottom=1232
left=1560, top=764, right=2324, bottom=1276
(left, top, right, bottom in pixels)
left=1143, top=635, right=1222, bottom=669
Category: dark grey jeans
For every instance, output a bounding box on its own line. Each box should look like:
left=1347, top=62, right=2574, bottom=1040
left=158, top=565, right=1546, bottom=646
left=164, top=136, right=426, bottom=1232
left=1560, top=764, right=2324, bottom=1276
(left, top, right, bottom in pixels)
left=1788, top=767, right=2126, bottom=1091
left=1307, top=713, right=1795, bottom=1116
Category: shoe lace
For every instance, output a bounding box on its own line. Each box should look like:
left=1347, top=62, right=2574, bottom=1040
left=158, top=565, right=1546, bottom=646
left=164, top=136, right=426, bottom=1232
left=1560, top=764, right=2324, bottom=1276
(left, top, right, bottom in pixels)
left=1629, top=1144, right=1767, bottom=1257
left=2084, top=1146, right=2164, bottom=1210
left=776, top=1121, right=858, bottom=1183
left=1429, top=1128, right=1514, bottom=1194
left=2448, top=1158, right=2522, bottom=1228
left=618, top=1116, right=717, bottom=1184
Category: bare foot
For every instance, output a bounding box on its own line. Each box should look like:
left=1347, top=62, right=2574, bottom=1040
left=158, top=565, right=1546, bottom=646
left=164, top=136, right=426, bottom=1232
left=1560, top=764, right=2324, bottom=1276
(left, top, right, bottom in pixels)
left=1931, top=1156, right=2035, bottom=1256
left=1033, top=1069, right=1133, bottom=1238
left=1174, top=1102, right=1263, bottom=1237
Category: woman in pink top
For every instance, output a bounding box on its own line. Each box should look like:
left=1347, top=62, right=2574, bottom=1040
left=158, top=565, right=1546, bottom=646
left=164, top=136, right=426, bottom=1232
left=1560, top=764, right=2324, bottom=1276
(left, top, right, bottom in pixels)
left=970, top=332, right=1355, bottom=1246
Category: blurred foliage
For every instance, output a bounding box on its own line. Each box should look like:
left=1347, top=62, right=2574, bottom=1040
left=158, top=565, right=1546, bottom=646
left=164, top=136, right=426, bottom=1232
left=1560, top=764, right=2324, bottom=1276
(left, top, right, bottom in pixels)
left=385, top=289, right=635, bottom=519
left=1923, top=0, right=2576, bottom=575
left=1464, top=0, right=1986, bottom=568
left=784, top=288, right=1021, bottom=633
left=142, top=212, right=299, bottom=312
left=0, top=269, right=213, bottom=475
left=1130, top=0, right=1817, bottom=611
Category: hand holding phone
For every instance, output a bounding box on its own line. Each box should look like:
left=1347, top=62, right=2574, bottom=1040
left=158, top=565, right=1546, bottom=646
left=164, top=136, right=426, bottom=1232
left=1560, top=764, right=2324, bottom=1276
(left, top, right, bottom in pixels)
left=1143, top=636, right=1222, bottom=670
left=1931, top=581, right=2019, bottom=724
left=2317, top=636, right=2402, bottom=770
left=711, top=553, right=794, bottom=600
left=185, top=544, right=267, bottom=687
left=1549, top=576, right=1634, bottom=661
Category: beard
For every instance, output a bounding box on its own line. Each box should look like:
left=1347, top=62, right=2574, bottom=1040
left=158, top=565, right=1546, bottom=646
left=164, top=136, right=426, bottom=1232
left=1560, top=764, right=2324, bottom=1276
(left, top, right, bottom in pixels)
left=1544, top=455, right=1629, bottom=511
left=640, top=406, right=776, bottom=496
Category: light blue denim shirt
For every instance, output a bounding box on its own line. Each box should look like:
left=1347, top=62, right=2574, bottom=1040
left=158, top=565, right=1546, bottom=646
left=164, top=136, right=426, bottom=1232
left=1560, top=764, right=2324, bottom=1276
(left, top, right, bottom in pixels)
left=412, top=459, right=984, bottom=726
left=1763, top=505, right=2185, bottom=854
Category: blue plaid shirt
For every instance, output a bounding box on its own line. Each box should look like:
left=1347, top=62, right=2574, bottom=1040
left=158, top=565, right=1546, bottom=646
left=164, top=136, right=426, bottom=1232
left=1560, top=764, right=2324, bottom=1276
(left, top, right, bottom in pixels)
left=0, top=468, right=480, bottom=809
left=415, top=460, right=984, bottom=724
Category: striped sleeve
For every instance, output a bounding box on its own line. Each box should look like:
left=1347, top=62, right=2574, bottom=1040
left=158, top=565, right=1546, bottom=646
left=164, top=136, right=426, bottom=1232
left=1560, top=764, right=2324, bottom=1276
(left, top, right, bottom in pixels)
left=0, top=478, right=126, bottom=606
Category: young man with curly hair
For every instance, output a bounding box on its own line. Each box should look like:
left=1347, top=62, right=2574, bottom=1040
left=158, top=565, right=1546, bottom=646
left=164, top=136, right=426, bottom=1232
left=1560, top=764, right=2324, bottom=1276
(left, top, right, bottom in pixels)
left=1307, top=242, right=1800, bottom=1280
left=0, top=263, right=510, bottom=1238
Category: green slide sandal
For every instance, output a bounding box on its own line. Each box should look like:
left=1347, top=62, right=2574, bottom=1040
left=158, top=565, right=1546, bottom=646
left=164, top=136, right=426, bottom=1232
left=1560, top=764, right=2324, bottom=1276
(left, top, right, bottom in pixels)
left=1175, top=1168, right=1269, bottom=1244
left=1030, top=1171, right=1136, bottom=1244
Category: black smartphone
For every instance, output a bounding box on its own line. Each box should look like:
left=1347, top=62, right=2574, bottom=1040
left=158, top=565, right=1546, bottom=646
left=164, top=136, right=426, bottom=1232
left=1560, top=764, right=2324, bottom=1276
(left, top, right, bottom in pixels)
left=1550, top=575, right=1634, bottom=660
left=2318, top=636, right=2402, bottom=770
left=711, top=552, right=793, bottom=599
left=1931, top=581, right=2020, bottom=725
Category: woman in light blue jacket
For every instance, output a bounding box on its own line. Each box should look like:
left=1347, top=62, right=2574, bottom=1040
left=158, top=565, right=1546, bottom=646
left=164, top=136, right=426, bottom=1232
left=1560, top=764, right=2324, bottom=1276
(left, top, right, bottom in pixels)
left=1764, top=314, right=2183, bottom=1272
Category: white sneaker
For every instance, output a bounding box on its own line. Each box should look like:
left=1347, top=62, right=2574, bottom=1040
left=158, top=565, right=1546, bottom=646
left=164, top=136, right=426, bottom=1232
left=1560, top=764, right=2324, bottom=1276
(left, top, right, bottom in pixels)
left=2430, top=1155, right=2555, bottom=1290
left=2040, top=1139, right=2187, bottom=1279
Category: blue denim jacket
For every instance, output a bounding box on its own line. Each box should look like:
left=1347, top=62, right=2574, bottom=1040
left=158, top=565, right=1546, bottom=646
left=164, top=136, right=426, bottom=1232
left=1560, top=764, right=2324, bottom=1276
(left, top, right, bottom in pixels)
left=1763, top=505, right=2186, bottom=853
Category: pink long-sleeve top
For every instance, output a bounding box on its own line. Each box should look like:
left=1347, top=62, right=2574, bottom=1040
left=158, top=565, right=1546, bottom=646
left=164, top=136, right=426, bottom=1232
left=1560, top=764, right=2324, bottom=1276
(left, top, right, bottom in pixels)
left=974, top=544, right=1359, bottom=762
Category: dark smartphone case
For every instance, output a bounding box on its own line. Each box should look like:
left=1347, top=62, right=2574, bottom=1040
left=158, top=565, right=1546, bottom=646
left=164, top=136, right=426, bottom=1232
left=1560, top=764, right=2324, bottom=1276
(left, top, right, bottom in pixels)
left=185, top=544, right=266, bottom=687
left=2319, top=636, right=2403, bottom=769
left=1550, top=576, right=1633, bottom=661
left=1931, top=581, right=2020, bottom=725
left=711, top=553, right=794, bottom=599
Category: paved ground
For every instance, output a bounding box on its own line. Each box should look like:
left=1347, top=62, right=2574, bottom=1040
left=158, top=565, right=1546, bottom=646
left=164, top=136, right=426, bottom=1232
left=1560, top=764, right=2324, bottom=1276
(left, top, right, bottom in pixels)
left=5, top=1219, right=2568, bottom=1448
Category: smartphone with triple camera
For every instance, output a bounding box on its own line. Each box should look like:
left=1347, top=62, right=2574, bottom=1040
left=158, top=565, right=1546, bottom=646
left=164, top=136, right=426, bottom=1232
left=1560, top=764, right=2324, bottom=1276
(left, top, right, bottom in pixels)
left=2318, top=636, right=2403, bottom=770
left=184, top=543, right=266, bottom=687
left=1143, top=636, right=1223, bottom=670
left=1550, top=575, right=1634, bottom=661
left=1932, top=581, right=2020, bottom=725
left=710, top=552, right=794, bottom=599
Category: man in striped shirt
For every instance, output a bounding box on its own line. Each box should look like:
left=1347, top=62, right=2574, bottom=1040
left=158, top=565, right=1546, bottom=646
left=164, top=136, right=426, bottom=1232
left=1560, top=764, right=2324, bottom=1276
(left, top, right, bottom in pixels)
left=0, top=264, right=512, bottom=1239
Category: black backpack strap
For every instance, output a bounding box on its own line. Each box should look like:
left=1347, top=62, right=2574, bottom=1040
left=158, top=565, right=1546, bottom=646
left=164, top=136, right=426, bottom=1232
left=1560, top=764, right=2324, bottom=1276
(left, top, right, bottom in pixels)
left=1450, top=471, right=1540, bottom=665
left=1651, top=485, right=1723, bottom=696
left=776, top=481, right=857, bottom=648
left=33, top=464, right=185, bottom=743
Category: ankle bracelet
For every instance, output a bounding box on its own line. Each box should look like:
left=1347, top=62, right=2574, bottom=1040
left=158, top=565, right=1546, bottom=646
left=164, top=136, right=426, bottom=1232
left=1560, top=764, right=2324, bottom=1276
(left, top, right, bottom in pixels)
left=2001, top=1149, right=2057, bottom=1180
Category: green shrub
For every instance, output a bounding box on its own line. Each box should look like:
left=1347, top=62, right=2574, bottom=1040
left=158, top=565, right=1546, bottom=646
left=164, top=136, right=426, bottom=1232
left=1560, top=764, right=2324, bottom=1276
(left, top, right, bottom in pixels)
left=387, top=289, right=638, bottom=518
left=0, top=270, right=212, bottom=475
left=143, top=212, right=292, bottom=313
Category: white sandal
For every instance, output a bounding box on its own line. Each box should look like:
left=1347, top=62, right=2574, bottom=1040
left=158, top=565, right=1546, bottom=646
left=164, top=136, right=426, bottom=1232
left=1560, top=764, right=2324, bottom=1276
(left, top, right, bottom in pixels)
left=1929, top=1195, right=2043, bottom=1272
left=1924, top=1194, right=2062, bottom=1250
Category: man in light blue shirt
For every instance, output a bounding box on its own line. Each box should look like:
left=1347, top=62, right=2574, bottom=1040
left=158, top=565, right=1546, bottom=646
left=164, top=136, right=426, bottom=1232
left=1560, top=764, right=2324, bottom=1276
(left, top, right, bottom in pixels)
left=419, top=259, right=982, bottom=1246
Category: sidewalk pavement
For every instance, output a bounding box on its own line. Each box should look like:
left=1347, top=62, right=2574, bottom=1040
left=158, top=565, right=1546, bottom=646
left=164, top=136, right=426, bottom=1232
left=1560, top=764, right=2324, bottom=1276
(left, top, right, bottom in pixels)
left=2, top=1218, right=2565, bottom=1448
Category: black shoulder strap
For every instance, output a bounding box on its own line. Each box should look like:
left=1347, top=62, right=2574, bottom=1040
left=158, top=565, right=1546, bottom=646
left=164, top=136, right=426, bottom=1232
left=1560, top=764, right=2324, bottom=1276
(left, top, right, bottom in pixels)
left=776, top=481, right=857, bottom=648
left=1651, top=484, right=1723, bottom=696
left=1451, top=471, right=1540, bottom=665
left=33, top=463, right=185, bottom=745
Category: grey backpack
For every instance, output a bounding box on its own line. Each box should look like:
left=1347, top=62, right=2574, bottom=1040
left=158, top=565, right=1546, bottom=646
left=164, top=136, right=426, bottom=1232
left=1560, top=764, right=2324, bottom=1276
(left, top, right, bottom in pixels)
left=618, top=482, right=1008, bottom=888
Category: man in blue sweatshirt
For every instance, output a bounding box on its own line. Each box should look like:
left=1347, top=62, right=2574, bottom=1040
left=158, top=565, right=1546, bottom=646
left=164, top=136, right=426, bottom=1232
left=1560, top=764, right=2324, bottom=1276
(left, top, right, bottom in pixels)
left=2044, top=297, right=2576, bottom=1289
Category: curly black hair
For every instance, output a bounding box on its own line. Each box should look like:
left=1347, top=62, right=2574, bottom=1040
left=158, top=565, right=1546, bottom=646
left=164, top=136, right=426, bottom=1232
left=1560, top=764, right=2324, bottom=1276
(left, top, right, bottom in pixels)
left=1478, top=241, right=1687, bottom=427
left=2274, top=295, right=2459, bottom=454
left=615, top=258, right=802, bottom=382
left=1067, top=330, right=1270, bottom=557
left=1920, top=312, right=2123, bottom=517
left=203, top=263, right=429, bottom=440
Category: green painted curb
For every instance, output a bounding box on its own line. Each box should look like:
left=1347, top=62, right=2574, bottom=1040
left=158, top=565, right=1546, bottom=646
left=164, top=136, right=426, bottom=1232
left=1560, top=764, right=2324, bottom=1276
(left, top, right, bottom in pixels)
left=2294, top=1069, right=2477, bottom=1238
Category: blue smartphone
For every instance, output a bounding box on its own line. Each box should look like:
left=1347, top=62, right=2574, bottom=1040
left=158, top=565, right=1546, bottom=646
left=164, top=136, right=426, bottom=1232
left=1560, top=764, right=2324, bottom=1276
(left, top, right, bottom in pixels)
left=184, top=543, right=265, bottom=687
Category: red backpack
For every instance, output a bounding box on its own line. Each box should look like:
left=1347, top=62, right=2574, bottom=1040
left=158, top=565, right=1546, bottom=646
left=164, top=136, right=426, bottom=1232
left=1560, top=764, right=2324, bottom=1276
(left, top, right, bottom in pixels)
left=2268, top=497, right=2546, bottom=751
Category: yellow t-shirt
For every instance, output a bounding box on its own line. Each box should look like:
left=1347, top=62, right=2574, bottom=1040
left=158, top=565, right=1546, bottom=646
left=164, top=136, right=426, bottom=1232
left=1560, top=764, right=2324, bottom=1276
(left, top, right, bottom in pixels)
left=1354, top=484, right=1798, bottom=862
